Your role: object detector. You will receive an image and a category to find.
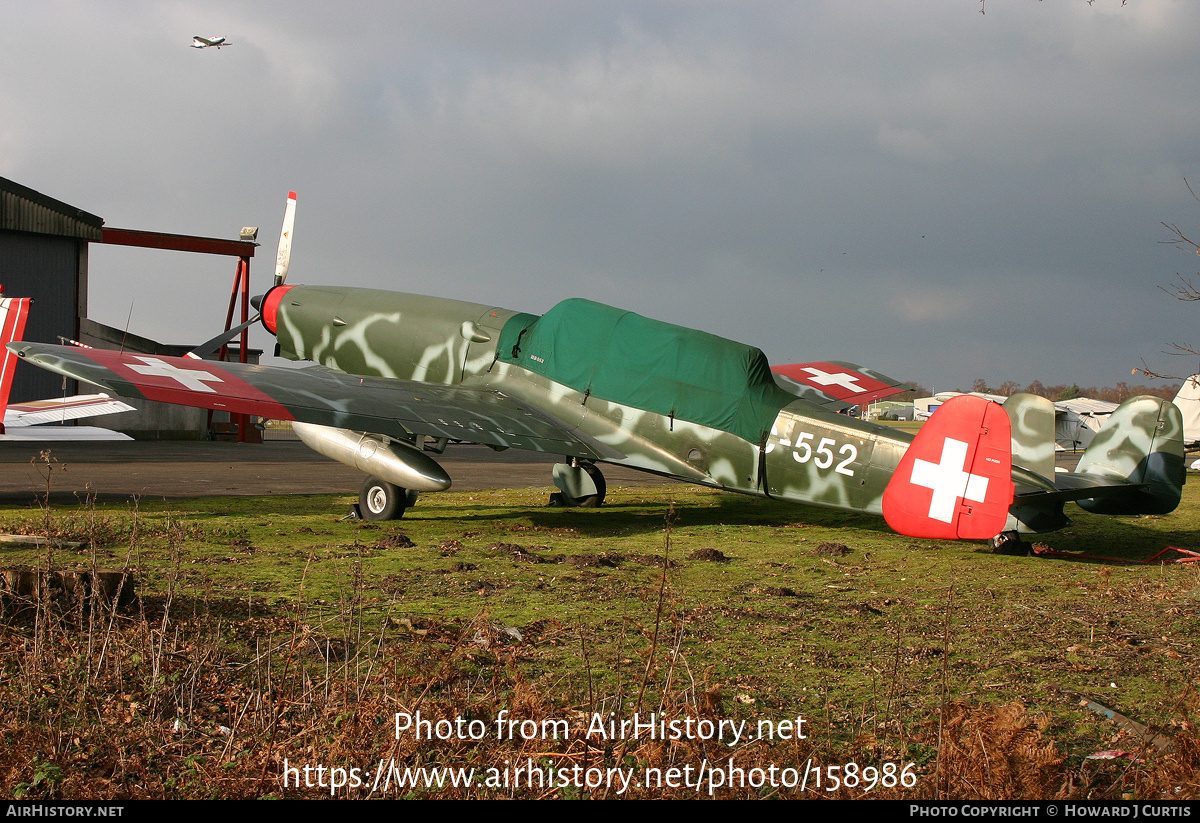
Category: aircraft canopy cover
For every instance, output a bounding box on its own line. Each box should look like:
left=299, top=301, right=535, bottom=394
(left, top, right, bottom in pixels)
left=498, top=298, right=795, bottom=444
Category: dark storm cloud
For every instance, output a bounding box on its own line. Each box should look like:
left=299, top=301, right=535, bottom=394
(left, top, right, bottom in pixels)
left=2, top=0, right=1198, bottom=390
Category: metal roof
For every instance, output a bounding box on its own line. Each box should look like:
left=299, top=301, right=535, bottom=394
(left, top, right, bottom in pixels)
left=0, top=177, right=103, bottom=240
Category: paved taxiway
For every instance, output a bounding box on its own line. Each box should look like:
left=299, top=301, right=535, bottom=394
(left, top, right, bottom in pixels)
left=0, top=437, right=669, bottom=505
left=0, top=432, right=1086, bottom=506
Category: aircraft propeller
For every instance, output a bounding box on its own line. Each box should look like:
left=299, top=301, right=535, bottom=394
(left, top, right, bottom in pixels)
left=273, top=190, right=296, bottom=288
left=188, top=191, right=295, bottom=358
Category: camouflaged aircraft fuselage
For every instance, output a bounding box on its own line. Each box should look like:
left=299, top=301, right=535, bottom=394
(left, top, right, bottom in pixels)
left=271, top=285, right=913, bottom=517
left=11, top=282, right=1184, bottom=536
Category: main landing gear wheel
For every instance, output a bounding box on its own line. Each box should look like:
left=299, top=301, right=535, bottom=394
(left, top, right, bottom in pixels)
left=548, top=461, right=607, bottom=508
left=358, top=476, right=415, bottom=521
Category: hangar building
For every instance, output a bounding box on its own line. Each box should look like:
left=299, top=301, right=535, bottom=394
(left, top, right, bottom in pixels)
left=0, top=177, right=260, bottom=439
left=0, top=177, right=99, bottom=404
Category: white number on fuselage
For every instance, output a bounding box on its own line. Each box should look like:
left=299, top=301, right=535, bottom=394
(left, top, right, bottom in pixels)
left=771, top=426, right=858, bottom=477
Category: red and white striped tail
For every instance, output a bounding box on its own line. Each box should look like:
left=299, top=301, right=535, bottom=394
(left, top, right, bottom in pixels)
left=0, top=294, right=32, bottom=428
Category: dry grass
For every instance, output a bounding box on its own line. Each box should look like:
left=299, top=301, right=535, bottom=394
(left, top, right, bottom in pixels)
left=1, top=503, right=1197, bottom=801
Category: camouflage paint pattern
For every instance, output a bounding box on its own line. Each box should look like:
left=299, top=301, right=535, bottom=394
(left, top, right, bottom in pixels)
left=1004, top=393, right=1057, bottom=481
left=270, top=286, right=1185, bottom=528
left=16, top=284, right=1182, bottom=538
left=1074, top=396, right=1185, bottom=515
left=271, top=286, right=921, bottom=514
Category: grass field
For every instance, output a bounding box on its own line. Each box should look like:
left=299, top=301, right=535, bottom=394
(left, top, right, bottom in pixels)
left=0, top=475, right=1196, bottom=799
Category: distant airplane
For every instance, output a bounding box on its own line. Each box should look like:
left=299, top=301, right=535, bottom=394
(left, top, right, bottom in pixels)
left=191, top=36, right=230, bottom=49
left=0, top=291, right=134, bottom=441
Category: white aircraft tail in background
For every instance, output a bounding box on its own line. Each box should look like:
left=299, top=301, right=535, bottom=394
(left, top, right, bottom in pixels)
left=1172, top=375, right=1200, bottom=469
left=0, top=292, right=134, bottom=441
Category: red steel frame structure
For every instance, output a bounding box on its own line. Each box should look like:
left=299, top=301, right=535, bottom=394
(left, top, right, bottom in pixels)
left=98, top=228, right=258, bottom=441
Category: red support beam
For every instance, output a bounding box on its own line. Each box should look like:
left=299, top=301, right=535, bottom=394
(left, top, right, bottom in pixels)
left=101, top=227, right=261, bottom=442
left=100, top=227, right=257, bottom=258
left=207, top=254, right=259, bottom=442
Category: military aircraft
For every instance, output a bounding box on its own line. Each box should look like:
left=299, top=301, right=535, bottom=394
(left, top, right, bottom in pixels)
left=7, top=194, right=1185, bottom=545
left=191, top=36, right=231, bottom=49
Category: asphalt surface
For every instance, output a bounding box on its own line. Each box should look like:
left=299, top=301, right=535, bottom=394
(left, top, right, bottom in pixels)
left=0, top=432, right=1086, bottom=506
left=0, top=436, right=668, bottom=505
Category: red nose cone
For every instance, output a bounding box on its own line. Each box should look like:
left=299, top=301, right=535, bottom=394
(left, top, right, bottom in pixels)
left=260, top=284, right=295, bottom=335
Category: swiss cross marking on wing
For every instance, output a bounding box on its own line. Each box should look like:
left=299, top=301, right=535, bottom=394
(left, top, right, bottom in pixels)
left=799, top=367, right=865, bottom=393
left=127, top=356, right=224, bottom=393
left=910, top=437, right=989, bottom=523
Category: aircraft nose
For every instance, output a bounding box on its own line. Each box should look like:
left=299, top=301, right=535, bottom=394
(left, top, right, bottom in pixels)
left=250, top=293, right=265, bottom=311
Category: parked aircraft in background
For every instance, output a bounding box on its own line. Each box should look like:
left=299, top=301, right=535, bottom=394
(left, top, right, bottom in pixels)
left=916, top=391, right=1119, bottom=452
left=191, top=36, right=230, bottom=49
left=0, top=291, right=133, bottom=441
left=1170, top=375, right=1200, bottom=469
left=1172, top=376, right=1200, bottom=448
left=8, top=194, right=1185, bottom=546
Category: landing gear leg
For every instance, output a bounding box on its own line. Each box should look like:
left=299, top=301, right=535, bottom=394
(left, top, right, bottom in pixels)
left=988, top=530, right=1028, bottom=556
left=358, top=476, right=416, bottom=520
left=548, top=461, right=607, bottom=508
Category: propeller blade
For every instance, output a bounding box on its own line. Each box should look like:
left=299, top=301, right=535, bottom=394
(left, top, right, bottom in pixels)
left=187, top=314, right=261, bottom=360
left=273, top=191, right=297, bottom=287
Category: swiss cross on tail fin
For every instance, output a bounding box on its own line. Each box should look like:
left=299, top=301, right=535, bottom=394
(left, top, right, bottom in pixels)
left=882, top=394, right=1014, bottom=539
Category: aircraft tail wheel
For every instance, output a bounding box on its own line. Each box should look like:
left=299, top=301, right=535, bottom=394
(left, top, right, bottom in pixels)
left=359, top=476, right=410, bottom=520
left=550, top=461, right=607, bottom=507
left=988, top=531, right=1028, bottom=556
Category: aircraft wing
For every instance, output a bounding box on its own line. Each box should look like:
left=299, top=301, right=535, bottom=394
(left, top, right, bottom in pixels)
left=9, top=343, right=624, bottom=460
left=4, top=394, right=134, bottom=428
left=771, top=361, right=906, bottom=409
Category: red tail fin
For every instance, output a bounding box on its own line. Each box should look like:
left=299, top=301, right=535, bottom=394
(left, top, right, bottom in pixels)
left=0, top=294, right=31, bottom=430
left=882, top=394, right=1014, bottom=539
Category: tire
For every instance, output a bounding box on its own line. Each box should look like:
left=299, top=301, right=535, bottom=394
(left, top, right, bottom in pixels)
left=988, top=531, right=1028, bottom=556
left=359, top=476, right=408, bottom=520
left=556, top=462, right=607, bottom=508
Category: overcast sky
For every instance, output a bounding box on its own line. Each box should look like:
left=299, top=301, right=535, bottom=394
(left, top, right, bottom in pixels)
left=3, top=0, right=1199, bottom=391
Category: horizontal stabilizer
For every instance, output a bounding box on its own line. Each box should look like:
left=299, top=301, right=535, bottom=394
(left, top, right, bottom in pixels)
left=4, top=394, right=134, bottom=427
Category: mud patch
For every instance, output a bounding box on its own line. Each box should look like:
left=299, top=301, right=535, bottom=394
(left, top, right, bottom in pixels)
left=375, top=532, right=416, bottom=549
left=688, top=547, right=729, bottom=563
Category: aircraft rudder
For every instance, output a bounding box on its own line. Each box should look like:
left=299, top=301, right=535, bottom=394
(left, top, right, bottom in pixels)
left=0, top=294, right=32, bottom=423
left=882, top=394, right=1015, bottom=539
left=1003, top=392, right=1056, bottom=481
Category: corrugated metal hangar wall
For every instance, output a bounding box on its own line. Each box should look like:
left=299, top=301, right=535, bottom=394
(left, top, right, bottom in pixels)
left=0, top=177, right=98, bottom=403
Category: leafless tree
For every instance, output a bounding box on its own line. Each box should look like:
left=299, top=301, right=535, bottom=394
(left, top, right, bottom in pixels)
left=1138, top=180, right=1200, bottom=382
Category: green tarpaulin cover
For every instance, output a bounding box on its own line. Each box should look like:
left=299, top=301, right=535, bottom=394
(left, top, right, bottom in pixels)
left=498, top=298, right=794, bottom=444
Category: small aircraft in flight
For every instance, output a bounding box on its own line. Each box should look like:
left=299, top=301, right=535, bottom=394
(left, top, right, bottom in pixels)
left=191, top=36, right=231, bottom=49
left=9, top=193, right=1184, bottom=545
left=0, top=290, right=133, bottom=441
